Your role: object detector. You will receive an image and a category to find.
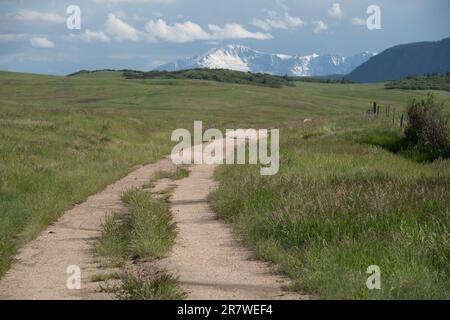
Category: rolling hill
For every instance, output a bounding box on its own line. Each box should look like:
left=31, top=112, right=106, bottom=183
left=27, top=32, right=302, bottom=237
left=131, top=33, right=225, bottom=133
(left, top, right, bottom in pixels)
left=346, top=38, right=450, bottom=83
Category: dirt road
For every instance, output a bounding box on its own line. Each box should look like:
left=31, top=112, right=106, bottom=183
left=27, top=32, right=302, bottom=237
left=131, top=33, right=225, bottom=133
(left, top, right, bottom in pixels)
left=156, top=138, right=305, bottom=300
left=0, top=138, right=304, bottom=300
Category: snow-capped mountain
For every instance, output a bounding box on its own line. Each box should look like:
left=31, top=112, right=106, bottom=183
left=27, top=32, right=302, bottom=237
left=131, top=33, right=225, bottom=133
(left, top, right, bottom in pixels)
left=155, top=45, right=376, bottom=77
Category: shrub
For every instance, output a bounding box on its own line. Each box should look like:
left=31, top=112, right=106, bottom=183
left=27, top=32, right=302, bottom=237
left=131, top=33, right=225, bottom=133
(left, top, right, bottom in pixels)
left=405, top=94, right=449, bottom=159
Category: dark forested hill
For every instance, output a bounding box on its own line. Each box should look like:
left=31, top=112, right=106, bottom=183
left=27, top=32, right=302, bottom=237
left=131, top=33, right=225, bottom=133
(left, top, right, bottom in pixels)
left=346, top=38, right=450, bottom=83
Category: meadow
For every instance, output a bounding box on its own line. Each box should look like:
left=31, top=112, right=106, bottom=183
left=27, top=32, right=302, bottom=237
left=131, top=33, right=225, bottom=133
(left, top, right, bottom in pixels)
left=0, top=70, right=448, bottom=299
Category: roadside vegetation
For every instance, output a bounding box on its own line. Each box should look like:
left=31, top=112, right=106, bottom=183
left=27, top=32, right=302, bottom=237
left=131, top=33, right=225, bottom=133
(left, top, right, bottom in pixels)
left=210, top=111, right=449, bottom=299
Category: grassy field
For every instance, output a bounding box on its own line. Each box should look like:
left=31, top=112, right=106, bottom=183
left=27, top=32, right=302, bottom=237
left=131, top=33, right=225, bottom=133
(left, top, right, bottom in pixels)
left=0, top=70, right=448, bottom=299
left=210, top=122, right=449, bottom=299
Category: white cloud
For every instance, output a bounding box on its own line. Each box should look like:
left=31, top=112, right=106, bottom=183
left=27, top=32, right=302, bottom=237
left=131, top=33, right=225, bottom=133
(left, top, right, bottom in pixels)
left=145, top=19, right=271, bottom=43
left=145, top=19, right=210, bottom=43
left=312, top=20, right=328, bottom=33
left=15, top=10, right=65, bottom=23
left=83, top=30, right=111, bottom=43
left=30, top=37, right=55, bottom=48
left=106, top=13, right=139, bottom=41
left=352, top=17, right=366, bottom=25
left=208, top=23, right=272, bottom=40
left=328, top=3, right=343, bottom=18
left=252, top=13, right=305, bottom=31
left=252, top=3, right=305, bottom=31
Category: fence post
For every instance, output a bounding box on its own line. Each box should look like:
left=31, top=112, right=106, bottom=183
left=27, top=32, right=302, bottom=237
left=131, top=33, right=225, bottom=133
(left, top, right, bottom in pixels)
left=400, top=114, right=404, bottom=129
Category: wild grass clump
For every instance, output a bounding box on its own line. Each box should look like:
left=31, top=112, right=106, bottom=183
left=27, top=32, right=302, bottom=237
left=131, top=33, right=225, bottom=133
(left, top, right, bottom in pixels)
left=154, top=167, right=190, bottom=181
left=96, top=189, right=176, bottom=265
left=116, top=269, right=186, bottom=300
left=95, top=189, right=182, bottom=300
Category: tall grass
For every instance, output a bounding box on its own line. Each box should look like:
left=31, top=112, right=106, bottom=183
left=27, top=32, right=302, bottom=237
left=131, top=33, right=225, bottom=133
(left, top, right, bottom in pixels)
left=210, top=124, right=450, bottom=299
left=96, top=189, right=176, bottom=264
left=117, top=270, right=185, bottom=300
left=96, top=189, right=184, bottom=300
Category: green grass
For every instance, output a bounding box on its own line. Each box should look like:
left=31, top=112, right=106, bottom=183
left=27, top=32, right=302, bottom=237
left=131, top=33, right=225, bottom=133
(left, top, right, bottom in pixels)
left=1, top=70, right=449, bottom=300
left=96, top=189, right=176, bottom=265
left=117, top=270, right=186, bottom=300
left=91, top=271, right=120, bottom=282
left=361, top=129, right=437, bottom=163
left=154, top=167, right=190, bottom=181
left=95, top=188, right=184, bottom=300
left=210, top=120, right=449, bottom=300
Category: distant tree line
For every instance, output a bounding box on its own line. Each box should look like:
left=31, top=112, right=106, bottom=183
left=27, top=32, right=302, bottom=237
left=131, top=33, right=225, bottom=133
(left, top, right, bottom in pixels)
left=67, top=69, right=141, bottom=77
left=385, top=72, right=450, bottom=92
left=122, top=68, right=298, bottom=88
left=293, top=76, right=353, bottom=84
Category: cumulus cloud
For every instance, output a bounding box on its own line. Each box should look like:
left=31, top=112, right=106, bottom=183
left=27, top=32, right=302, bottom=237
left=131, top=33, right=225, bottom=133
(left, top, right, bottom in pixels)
left=83, top=30, right=111, bottom=43
left=252, top=13, right=305, bottom=31
left=145, top=19, right=271, bottom=43
left=252, top=3, right=305, bottom=31
left=312, top=20, right=328, bottom=33
left=208, top=23, right=272, bottom=40
left=328, top=3, right=343, bottom=18
left=106, top=13, right=139, bottom=41
left=352, top=17, right=366, bottom=25
left=30, top=37, right=55, bottom=48
left=15, top=10, right=65, bottom=23
left=145, top=19, right=210, bottom=42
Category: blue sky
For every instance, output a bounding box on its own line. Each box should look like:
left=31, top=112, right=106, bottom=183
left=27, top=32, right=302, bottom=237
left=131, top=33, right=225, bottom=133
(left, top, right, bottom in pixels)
left=1, top=0, right=449, bottom=75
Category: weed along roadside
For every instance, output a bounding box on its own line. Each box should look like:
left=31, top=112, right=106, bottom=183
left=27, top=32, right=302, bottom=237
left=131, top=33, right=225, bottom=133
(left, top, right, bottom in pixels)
left=96, top=188, right=185, bottom=300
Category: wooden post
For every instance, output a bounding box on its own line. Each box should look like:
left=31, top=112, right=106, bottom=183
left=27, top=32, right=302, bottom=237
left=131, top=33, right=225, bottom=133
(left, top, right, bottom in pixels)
left=373, top=102, right=377, bottom=114
left=400, top=114, right=404, bottom=128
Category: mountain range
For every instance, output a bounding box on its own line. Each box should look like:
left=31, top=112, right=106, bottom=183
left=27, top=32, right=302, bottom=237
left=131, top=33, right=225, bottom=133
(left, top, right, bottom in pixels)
left=155, top=45, right=376, bottom=77
left=346, top=37, right=450, bottom=83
